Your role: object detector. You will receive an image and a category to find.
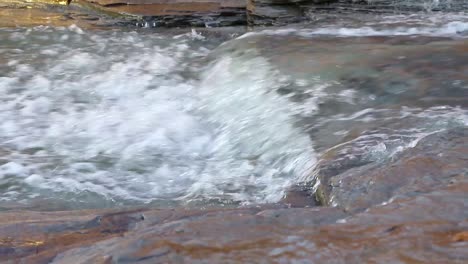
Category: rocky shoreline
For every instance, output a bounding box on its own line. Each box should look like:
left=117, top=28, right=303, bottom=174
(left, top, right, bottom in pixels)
left=2, top=0, right=467, bottom=28
left=0, top=1, right=467, bottom=263
left=1, top=126, right=466, bottom=262
left=1, top=173, right=467, bottom=263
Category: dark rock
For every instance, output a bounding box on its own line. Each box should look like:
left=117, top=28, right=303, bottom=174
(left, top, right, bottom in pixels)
left=80, top=0, right=248, bottom=27
left=315, top=128, right=468, bottom=212
left=247, top=0, right=311, bottom=26
left=281, top=184, right=320, bottom=207
left=254, top=0, right=317, bottom=4
left=248, top=5, right=304, bottom=26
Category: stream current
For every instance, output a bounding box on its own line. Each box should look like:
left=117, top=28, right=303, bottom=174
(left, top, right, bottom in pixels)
left=0, top=13, right=467, bottom=210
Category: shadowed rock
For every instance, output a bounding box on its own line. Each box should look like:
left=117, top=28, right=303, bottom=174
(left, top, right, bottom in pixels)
left=2, top=0, right=468, bottom=28
left=79, top=0, right=248, bottom=27
left=246, top=0, right=335, bottom=26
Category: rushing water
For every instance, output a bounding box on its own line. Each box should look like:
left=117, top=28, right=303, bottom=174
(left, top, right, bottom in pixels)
left=0, top=13, right=467, bottom=210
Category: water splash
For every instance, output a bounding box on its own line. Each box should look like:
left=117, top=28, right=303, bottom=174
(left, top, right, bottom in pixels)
left=0, top=26, right=316, bottom=208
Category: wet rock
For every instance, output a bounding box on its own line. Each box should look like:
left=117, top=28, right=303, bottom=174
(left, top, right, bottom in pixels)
left=225, top=35, right=468, bottom=155
left=253, top=0, right=320, bottom=3
left=453, top=231, right=468, bottom=242
left=247, top=0, right=304, bottom=26
left=0, top=2, right=131, bottom=28
left=80, top=0, right=247, bottom=27
left=281, top=184, right=320, bottom=207
left=3, top=0, right=467, bottom=28
left=66, top=182, right=468, bottom=263
left=351, top=0, right=468, bottom=12
left=6, top=208, right=345, bottom=263
left=0, top=209, right=147, bottom=262
left=0, top=0, right=248, bottom=28
left=1, top=182, right=466, bottom=263
left=246, top=0, right=332, bottom=26
left=315, top=128, right=468, bottom=212
left=253, top=35, right=468, bottom=108
left=302, top=0, right=468, bottom=15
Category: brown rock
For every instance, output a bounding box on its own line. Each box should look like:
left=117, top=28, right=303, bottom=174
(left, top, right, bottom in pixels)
left=79, top=0, right=247, bottom=27
left=281, top=184, right=319, bottom=207
left=453, top=231, right=468, bottom=242
left=1, top=182, right=466, bottom=263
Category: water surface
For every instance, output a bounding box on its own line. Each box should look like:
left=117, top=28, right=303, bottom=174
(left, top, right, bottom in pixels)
left=0, top=13, right=467, bottom=210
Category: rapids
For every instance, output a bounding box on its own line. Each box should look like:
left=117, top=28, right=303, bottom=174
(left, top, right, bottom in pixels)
left=0, top=13, right=467, bottom=210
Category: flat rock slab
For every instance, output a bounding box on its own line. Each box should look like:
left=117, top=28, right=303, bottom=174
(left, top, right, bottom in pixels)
left=77, top=0, right=248, bottom=27
left=3, top=0, right=468, bottom=27
left=82, top=0, right=246, bottom=14
left=0, top=6, right=123, bottom=28
left=0, top=0, right=249, bottom=27
left=85, top=0, right=245, bottom=8
left=1, top=0, right=350, bottom=27
left=1, top=181, right=466, bottom=263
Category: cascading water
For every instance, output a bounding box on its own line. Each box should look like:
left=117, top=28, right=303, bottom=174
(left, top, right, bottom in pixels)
left=354, top=0, right=468, bottom=12
left=0, top=13, right=467, bottom=210
left=0, top=26, right=317, bottom=209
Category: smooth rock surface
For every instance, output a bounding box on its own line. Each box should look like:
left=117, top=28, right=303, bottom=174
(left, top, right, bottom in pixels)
left=0, top=3, right=467, bottom=263
left=1, top=182, right=466, bottom=263
left=315, top=128, right=468, bottom=211
left=247, top=0, right=317, bottom=26
left=79, top=0, right=248, bottom=27
left=303, top=0, right=468, bottom=15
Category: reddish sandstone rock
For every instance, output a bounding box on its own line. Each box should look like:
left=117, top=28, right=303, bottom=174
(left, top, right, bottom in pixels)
left=1, top=182, right=465, bottom=263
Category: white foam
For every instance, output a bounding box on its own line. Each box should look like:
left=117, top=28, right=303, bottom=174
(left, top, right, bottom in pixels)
left=192, top=54, right=316, bottom=202
left=0, top=26, right=316, bottom=206
left=0, top=162, right=28, bottom=177
left=300, top=21, right=468, bottom=37
left=237, top=16, right=468, bottom=39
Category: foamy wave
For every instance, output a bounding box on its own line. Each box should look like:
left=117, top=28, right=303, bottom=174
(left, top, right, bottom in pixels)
left=238, top=19, right=468, bottom=39
left=301, top=21, right=468, bottom=37
left=0, top=26, right=317, bottom=207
